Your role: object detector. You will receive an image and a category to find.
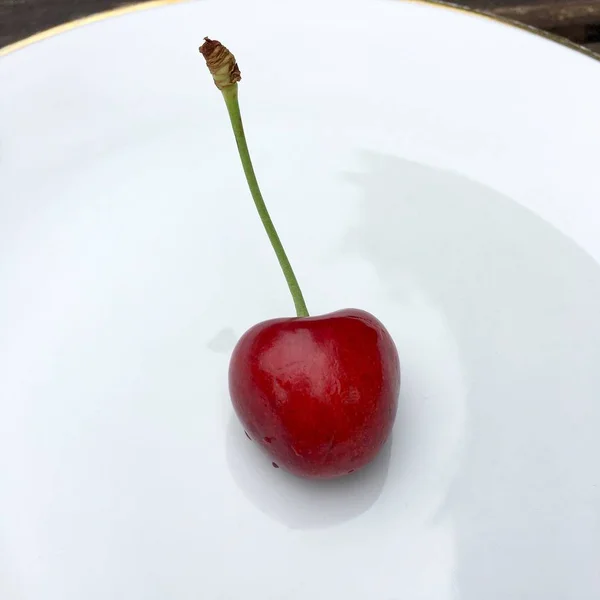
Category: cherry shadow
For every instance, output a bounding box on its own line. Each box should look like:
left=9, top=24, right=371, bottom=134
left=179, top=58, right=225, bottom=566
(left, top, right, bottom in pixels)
left=225, top=411, right=393, bottom=529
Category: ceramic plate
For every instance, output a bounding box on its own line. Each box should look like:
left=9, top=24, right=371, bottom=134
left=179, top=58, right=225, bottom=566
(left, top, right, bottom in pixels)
left=1, top=0, right=600, bottom=598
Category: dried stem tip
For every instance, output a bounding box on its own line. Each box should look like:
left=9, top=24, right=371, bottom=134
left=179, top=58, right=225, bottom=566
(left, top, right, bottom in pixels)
left=199, top=37, right=241, bottom=90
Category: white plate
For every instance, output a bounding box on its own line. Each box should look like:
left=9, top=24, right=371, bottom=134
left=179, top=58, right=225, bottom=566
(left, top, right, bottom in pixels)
left=1, top=0, right=600, bottom=598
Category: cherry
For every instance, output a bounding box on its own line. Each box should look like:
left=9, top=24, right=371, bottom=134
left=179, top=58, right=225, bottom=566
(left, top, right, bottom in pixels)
left=230, top=309, right=399, bottom=478
left=200, top=38, right=400, bottom=478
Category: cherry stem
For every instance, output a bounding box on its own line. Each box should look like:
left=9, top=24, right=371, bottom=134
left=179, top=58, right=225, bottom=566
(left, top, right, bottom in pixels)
left=220, top=84, right=309, bottom=318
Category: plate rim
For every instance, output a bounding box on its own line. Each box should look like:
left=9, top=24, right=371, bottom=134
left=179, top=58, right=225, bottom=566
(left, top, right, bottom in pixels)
left=0, top=0, right=599, bottom=63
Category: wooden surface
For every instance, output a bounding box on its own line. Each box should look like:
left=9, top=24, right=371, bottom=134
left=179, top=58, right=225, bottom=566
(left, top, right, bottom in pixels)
left=1, top=0, right=600, bottom=50
left=469, top=0, right=600, bottom=27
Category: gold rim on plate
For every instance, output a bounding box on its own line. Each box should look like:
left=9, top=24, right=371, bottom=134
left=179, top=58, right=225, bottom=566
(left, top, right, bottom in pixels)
left=0, top=0, right=598, bottom=61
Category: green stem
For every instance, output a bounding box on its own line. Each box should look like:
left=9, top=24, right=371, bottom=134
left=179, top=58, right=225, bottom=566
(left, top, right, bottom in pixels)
left=221, top=84, right=309, bottom=318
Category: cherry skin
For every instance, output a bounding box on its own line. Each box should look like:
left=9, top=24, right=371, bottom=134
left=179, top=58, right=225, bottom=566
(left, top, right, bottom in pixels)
left=229, top=309, right=400, bottom=479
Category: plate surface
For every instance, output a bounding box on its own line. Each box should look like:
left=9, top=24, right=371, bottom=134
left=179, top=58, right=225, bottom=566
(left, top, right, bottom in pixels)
left=1, top=0, right=600, bottom=598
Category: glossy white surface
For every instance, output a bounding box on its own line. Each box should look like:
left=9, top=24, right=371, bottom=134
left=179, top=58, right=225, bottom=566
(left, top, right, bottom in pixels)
left=1, top=0, right=600, bottom=598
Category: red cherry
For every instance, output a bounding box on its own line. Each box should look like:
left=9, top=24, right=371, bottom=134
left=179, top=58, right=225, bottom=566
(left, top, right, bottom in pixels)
left=199, top=43, right=401, bottom=478
left=229, top=309, right=400, bottom=479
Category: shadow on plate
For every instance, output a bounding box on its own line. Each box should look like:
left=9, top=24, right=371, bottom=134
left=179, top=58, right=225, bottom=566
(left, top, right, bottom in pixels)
left=225, top=411, right=393, bottom=529
left=346, top=151, right=600, bottom=599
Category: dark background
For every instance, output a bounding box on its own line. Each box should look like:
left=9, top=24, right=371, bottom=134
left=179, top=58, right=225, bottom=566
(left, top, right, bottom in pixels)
left=1, top=0, right=600, bottom=50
